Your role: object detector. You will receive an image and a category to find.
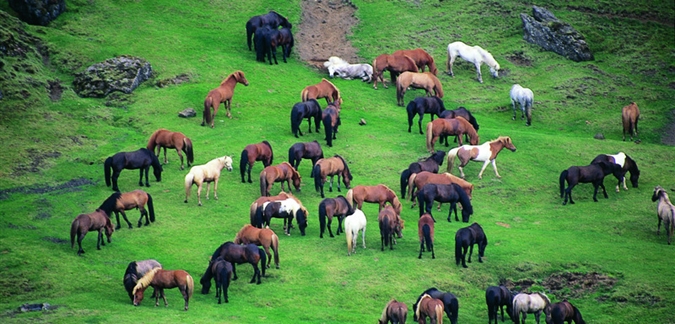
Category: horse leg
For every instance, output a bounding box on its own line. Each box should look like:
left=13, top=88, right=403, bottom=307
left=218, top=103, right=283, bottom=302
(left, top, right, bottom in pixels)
left=361, top=226, right=367, bottom=249
left=197, top=183, right=203, bottom=206
left=118, top=211, right=133, bottom=229
left=592, top=182, right=600, bottom=202
left=600, top=180, right=609, bottom=199
left=467, top=243, right=474, bottom=263
left=475, top=62, right=484, bottom=83
left=213, top=178, right=219, bottom=200
left=418, top=114, right=424, bottom=134
left=175, top=148, right=184, bottom=170
left=181, top=286, right=189, bottom=310
left=491, top=159, right=501, bottom=178
left=205, top=182, right=212, bottom=201
left=226, top=99, right=232, bottom=119
left=231, top=264, right=238, bottom=281
left=447, top=55, right=456, bottom=76
left=112, top=170, right=121, bottom=192
left=247, top=163, right=253, bottom=183
left=264, top=246, right=272, bottom=269
left=461, top=246, right=468, bottom=268
left=657, top=216, right=662, bottom=235
left=138, top=207, right=149, bottom=227
left=96, top=229, right=104, bottom=250
left=76, top=230, right=86, bottom=255
left=161, top=147, right=168, bottom=165
left=476, top=160, right=491, bottom=179
left=161, top=289, right=169, bottom=307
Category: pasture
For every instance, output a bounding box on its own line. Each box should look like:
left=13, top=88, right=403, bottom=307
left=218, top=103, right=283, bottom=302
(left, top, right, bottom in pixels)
left=0, top=0, right=673, bottom=323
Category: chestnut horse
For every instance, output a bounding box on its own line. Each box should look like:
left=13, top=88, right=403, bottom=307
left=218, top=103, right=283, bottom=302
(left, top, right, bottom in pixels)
left=322, top=101, right=342, bottom=147
left=288, top=141, right=324, bottom=176
left=545, top=300, right=586, bottom=324
left=132, top=268, right=194, bottom=311
left=123, top=259, right=162, bottom=303
left=418, top=213, right=435, bottom=259
left=372, top=54, right=419, bottom=89
left=393, top=48, right=438, bottom=75
left=301, top=78, right=342, bottom=105
left=319, top=195, right=355, bottom=238
left=396, top=72, right=444, bottom=106
left=146, top=129, right=194, bottom=170
left=313, top=155, right=353, bottom=198
left=259, top=161, right=302, bottom=196
left=101, top=190, right=155, bottom=229
left=184, top=156, right=234, bottom=206
left=379, top=205, right=404, bottom=251
left=621, top=102, right=640, bottom=141
left=426, top=117, right=479, bottom=152
left=379, top=299, right=409, bottom=324
left=447, top=136, right=516, bottom=179
left=240, top=141, right=274, bottom=183
left=234, top=224, right=280, bottom=269
left=70, top=208, right=115, bottom=256
left=408, top=171, right=474, bottom=208
left=346, top=184, right=402, bottom=215
left=202, top=71, right=249, bottom=128
left=416, top=294, right=445, bottom=324
left=439, top=107, right=480, bottom=144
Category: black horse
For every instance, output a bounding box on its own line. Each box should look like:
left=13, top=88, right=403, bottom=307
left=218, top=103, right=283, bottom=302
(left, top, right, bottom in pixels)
left=400, top=150, right=446, bottom=199
left=455, top=222, right=488, bottom=268
left=288, top=141, right=324, bottom=177
left=590, top=152, right=640, bottom=192
left=485, top=285, right=514, bottom=324
left=407, top=96, right=446, bottom=134
left=104, top=148, right=162, bottom=192
left=439, top=106, right=480, bottom=144
left=245, top=10, right=292, bottom=51
left=276, top=27, right=294, bottom=63
left=417, top=183, right=473, bottom=222
left=206, top=241, right=266, bottom=285
left=413, top=287, right=459, bottom=324
left=290, top=99, right=322, bottom=138
left=199, top=256, right=233, bottom=304
left=322, top=102, right=341, bottom=147
left=559, top=160, right=622, bottom=205
left=318, top=195, right=355, bottom=238
left=254, top=25, right=274, bottom=63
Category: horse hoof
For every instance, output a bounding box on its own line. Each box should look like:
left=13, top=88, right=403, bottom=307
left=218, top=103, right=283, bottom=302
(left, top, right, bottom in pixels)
left=248, top=180, right=253, bottom=183
left=463, top=265, right=468, bottom=268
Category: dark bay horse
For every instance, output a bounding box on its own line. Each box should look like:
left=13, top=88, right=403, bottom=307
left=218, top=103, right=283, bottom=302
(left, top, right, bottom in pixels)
left=290, top=99, right=322, bottom=138
left=70, top=207, right=115, bottom=256
left=622, top=102, right=640, bottom=141
left=545, top=300, right=586, bottom=324
left=439, top=106, right=480, bottom=144
left=259, top=161, right=302, bottom=196
left=400, top=150, right=446, bottom=199
left=101, top=190, right=155, bottom=229
left=379, top=299, right=408, bottom=324
left=240, top=141, right=274, bottom=183
left=426, top=117, right=479, bottom=152
left=407, top=96, right=446, bottom=134
left=146, top=128, right=194, bottom=170
left=485, top=285, right=514, bottom=324
left=301, top=78, right=342, bottom=105
left=455, top=222, right=487, bottom=268
left=203, top=71, right=249, bottom=127
left=234, top=224, right=280, bottom=269
left=414, top=287, right=459, bottom=324
left=378, top=205, right=403, bottom=251
left=133, top=268, right=194, bottom=311
left=312, top=155, right=353, bottom=198
left=245, top=10, right=291, bottom=51
left=418, top=213, right=435, bottom=259
left=318, top=195, right=354, bottom=238
left=590, top=152, right=640, bottom=192
left=257, top=26, right=293, bottom=64
left=288, top=141, right=324, bottom=177
left=104, top=148, right=163, bottom=192
left=559, top=160, right=622, bottom=205
left=372, top=53, right=419, bottom=89
left=347, top=184, right=403, bottom=215
left=199, top=257, right=233, bottom=304
left=393, top=48, right=438, bottom=74
left=322, top=101, right=342, bottom=147
left=417, top=183, right=473, bottom=222
left=209, top=241, right=266, bottom=284
left=123, top=259, right=162, bottom=303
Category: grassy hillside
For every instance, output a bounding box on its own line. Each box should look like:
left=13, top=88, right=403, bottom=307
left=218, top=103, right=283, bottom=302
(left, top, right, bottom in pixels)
left=0, top=0, right=673, bottom=323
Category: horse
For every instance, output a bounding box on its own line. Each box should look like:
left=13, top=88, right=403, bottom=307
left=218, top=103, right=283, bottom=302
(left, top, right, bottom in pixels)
left=407, top=96, right=446, bottom=134
left=322, top=101, right=342, bottom=147
left=379, top=299, right=409, bottom=324
left=454, top=222, right=487, bottom=268
left=101, top=190, right=155, bottom=229
left=622, top=102, right=640, bottom=141
left=123, top=259, right=162, bottom=303
left=545, top=300, right=586, bottom=324
left=104, top=148, right=163, bottom=192
left=372, top=53, right=419, bottom=89
left=446, top=41, right=500, bottom=83
left=417, top=183, right=473, bottom=222
left=301, top=78, right=342, bottom=105
left=290, top=99, right=322, bottom=138
left=559, top=160, right=623, bottom=205
left=184, top=156, right=234, bottom=206
left=245, top=10, right=291, bottom=51
left=510, top=84, right=535, bottom=126
left=590, top=152, right=640, bottom=192
left=258, top=26, right=294, bottom=65
left=426, top=117, right=479, bottom=152
left=312, top=154, right=353, bottom=198
left=346, top=184, right=403, bottom=215
left=234, top=224, right=280, bottom=269
left=248, top=191, right=301, bottom=226
left=202, top=71, right=249, bottom=127
left=259, top=161, right=302, bottom=196
left=209, top=241, right=266, bottom=284
left=414, top=288, right=459, bottom=324
left=446, top=136, right=517, bottom=179
left=651, top=186, right=675, bottom=245
left=415, top=294, right=445, bottom=324
left=274, top=27, right=294, bottom=64
left=439, top=107, right=480, bottom=144
left=324, top=56, right=374, bottom=82
left=400, top=150, right=446, bottom=199
left=146, top=129, right=194, bottom=170
left=209, top=257, right=233, bottom=304
left=318, top=195, right=355, bottom=238
left=396, top=72, right=444, bottom=106
left=132, top=268, right=194, bottom=311
left=393, top=48, right=438, bottom=75
left=344, top=209, right=367, bottom=256
left=512, top=292, right=550, bottom=324
left=418, top=213, right=435, bottom=259
left=485, top=285, right=514, bottom=324
left=70, top=201, right=115, bottom=256
left=407, top=172, right=473, bottom=211
left=379, top=205, right=403, bottom=251
left=288, top=141, right=324, bottom=177
left=255, top=198, right=309, bottom=236
left=240, top=141, right=274, bottom=183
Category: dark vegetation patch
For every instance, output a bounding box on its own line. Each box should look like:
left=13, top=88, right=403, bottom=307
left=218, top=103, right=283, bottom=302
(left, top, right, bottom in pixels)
left=0, top=177, right=95, bottom=200
left=12, top=149, right=61, bottom=176
left=46, top=79, right=63, bottom=101
left=42, top=237, right=68, bottom=244
left=104, top=92, right=134, bottom=108
left=567, top=6, right=674, bottom=28
left=505, top=51, right=532, bottom=66
left=0, top=272, right=42, bottom=298
left=155, top=73, right=191, bottom=88
left=502, top=272, right=617, bottom=299
left=7, top=223, right=37, bottom=230
left=34, top=197, right=52, bottom=220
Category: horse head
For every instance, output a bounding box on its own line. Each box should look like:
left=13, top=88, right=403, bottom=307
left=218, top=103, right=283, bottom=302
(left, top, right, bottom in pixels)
left=223, top=156, right=234, bottom=171
left=234, top=71, right=249, bottom=86
left=132, top=287, right=145, bottom=306
left=652, top=186, right=666, bottom=202
left=292, top=169, right=302, bottom=192
left=500, top=136, right=516, bottom=152
left=489, top=63, right=500, bottom=78
left=104, top=217, right=115, bottom=243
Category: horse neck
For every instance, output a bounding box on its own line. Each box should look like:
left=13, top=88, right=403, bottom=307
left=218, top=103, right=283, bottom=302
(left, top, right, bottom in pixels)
left=222, top=75, right=238, bottom=89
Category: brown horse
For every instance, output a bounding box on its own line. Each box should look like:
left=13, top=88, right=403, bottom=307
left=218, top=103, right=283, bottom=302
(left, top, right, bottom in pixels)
left=447, top=136, right=517, bottom=179
left=416, top=293, right=445, bottom=324
left=248, top=191, right=302, bottom=225
left=393, top=48, right=438, bottom=75
left=545, top=300, right=586, bottom=324
left=622, top=102, right=640, bottom=141
left=318, top=195, right=355, bottom=238
left=70, top=208, right=115, bottom=256
left=322, top=101, right=341, bottom=147
left=202, top=70, right=249, bottom=128
left=240, top=141, right=274, bottom=183
left=301, top=78, right=342, bottom=105
left=408, top=171, right=474, bottom=209
left=418, top=213, right=435, bottom=259
left=379, top=299, right=409, bottom=324
left=102, top=190, right=156, bottom=229
left=146, top=129, right=194, bottom=170
left=396, top=72, right=444, bottom=106
left=372, top=54, right=419, bottom=89
left=259, top=161, right=302, bottom=196
left=346, top=184, right=402, bottom=215
left=426, top=117, right=479, bottom=152
left=234, top=224, right=280, bottom=269
left=379, top=205, right=403, bottom=251
left=312, top=155, right=353, bottom=198
left=132, top=268, right=194, bottom=311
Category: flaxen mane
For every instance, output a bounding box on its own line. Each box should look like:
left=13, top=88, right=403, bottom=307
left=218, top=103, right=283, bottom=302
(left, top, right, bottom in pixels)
left=132, top=267, right=160, bottom=295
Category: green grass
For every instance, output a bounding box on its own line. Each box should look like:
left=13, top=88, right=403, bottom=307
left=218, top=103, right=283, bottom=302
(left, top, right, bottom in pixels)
left=0, top=0, right=674, bottom=323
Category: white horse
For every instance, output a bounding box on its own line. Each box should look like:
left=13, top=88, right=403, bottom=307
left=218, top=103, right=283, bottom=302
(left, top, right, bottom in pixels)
left=652, top=186, right=675, bottom=245
left=512, top=292, right=550, bottom=324
left=344, top=209, right=367, bottom=256
left=510, top=84, right=534, bottom=126
left=184, top=156, right=233, bottom=206
left=324, top=56, right=373, bottom=82
left=446, top=41, right=500, bottom=83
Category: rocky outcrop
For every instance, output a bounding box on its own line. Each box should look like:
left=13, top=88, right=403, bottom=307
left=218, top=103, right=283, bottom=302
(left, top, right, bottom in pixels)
left=520, top=6, right=594, bottom=62
left=72, top=56, right=153, bottom=98
left=178, top=108, right=196, bottom=118
left=8, top=0, right=66, bottom=26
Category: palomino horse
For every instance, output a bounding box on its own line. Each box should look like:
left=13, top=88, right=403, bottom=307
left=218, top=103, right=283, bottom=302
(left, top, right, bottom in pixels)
left=651, top=186, right=675, bottom=245
left=417, top=183, right=473, bottom=222
left=324, top=56, right=374, bottom=82
left=439, top=107, right=480, bottom=144
left=70, top=206, right=115, bottom=256
left=486, top=285, right=515, bottom=324
left=426, top=117, right=479, bottom=152
left=545, top=300, right=586, bottom=324
left=559, top=161, right=622, bottom=205
left=133, top=268, right=194, bottom=311
left=396, top=72, right=444, bottom=106
left=372, top=53, right=419, bottom=89
left=455, top=222, right=488, bottom=268
left=234, top=224, right=280, bottom=269
left=146, top=129, right=194, bottom=170
left=414, top=288, right=460, bottom=324
left=415, top=294, right=445, bottom=324
left=290, top=99, right=322, bottom=138
left=312, top=155, right=353, bottom=198
left=288, top=141, right=324, bottom=176
left=104, top=148, right=163, bottom=192
left=418, top=213, right=435, bottom=259
left=259, top=161, right=302, bottom=196
left=240, top=141, right=274, bottom=183
left=378, top=205, right=404, bottom=251
left=400, top=150, right=446, bottom=199
left=622, top=102, right=640, bottom=141
left=245, top=10, right=291, bottom=51
left=184, top=156, right=233, bottom=206
left=202, top=71, right=249, bottom=127
left=124, top=260, right=162, bottom=303
left=407, top=96, right=446, bottom=134
left=318, top=195, right=355, bottom=238
left=101, top=190, right=155, bottom=229
left=408, top=171, right=474, bottom=208
left=345, top=209, right=367, bottom=256
left=379, top=299, right=408, bottom=324
left=512, top=292, right=550, bottom=324
left=322, top=101, right=342, bottom=147
left=393, top=48, right=438, bottom=75
left=301, top=78, right=342, bottom=105
left=210, top=241, right=266, bottom=284
left=590, top=152, right=640, bottom=192
left=447, top=136, right=517, bottom=179
left=346, top=184, right=403, bottom=215
left=256, top=198, right=309, bottom=236
left=510, top=84, right=534, bottom=126
left=248, top=192, right=301, bottom=226
left=446, top=41, right=500, bottom=83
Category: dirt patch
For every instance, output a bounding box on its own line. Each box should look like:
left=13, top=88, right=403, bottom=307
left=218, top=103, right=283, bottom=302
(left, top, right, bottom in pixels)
left=505, top=51, right=532, bottom=67
left=660, top=109, right=675, bottom=146
left=0, top=177, right=95, bottom=200
left=12, top=149, right=61, bottom=176
left=46, top=79, right=62, bottom=101
left=155, top=73, right=191, bottom=88
left=543, top=272, right=617, bottom=299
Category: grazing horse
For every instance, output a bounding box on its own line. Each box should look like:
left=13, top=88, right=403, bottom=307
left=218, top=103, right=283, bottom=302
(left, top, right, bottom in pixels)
left=439, top=107, right=480, bottom=144
left=559, top=161, right=622, bottom=205
left=396, top=72, right=444, bottom=106
left=407, top=172, right=473, bottom=210
left=234, top=224, right=280, bottom=269
left=132, top=268, right=194, bottom=311
left=417, top=183, right=473, bottom=222
left=259, top=161, right=302, bottom=196
left=104, top=148, right=163, bottom=192
left=102, top=190, right=155, bottom=229
left=324, top=56, right=374, bottom=82
left=70, top=200, right=116, bottom=256
left=208, top=257, right=233, bottom=304
left=288, top=141, right=324, bottom=176
left=415, top=294, right=445, bottom=324
left=322, top=101, right=342, bottom=147
left=414, top=288, right=459, bottom=324
left=485, top=285, right=514, bottom=324
left=454, top=222, right=487, bottom=268
left=379, top=299, right=408, bottom=324
left=622, top=102, right=640, bottom=141
left=256, top=198, right=309, bottom=236
left=184, top=156, right=234, bottom=206
left=379, top=205, right=403, bottom=251
left=248, top=192, right=301, bottom=226
left=345, top=209, right=367, bottom=256
left=146, top=129, right=194, bottom=170
left=407, top=96, right=446, bottom=134
left=318, top=195, right=355, bottom=238
left=418, top=213, right=435, bottom=259
left=301, top=78, right=342, bottom=105
left=271, top=27, right=294, bottom=64
left=202, top=71, right=249, bottom=127
left=312, top=155, right=353, bottom=198
left=446, top=41, right=500, bottom=83
left=240, top=141, right=274, bottom=183
left=347, top=184, right=403, bottom=215
left=651, top=186, right=675, bottom=245
left=447, top=136, right=517, bottom=179
left=426, top=117, right=479, bottom=152
left=290, top=99, right=322, bottom=138
left=510, top=84, right=535, bottom=126
left=590, top=152, right=640, bottom=192
left=545, top=300, right=586, bottom=324
left=400, top=150, right=446, bottom=199
left=258, top=26, right=294, bottom=65
left=512, top=292, right=550, bottom=324
left=245, top=10, right=291, bottom=51
left=372, top=53, right=419, bottom=89
left=210, top=241, right=266, bottom=284
left=123, top=259, right=162, bottom=303
left=393, top=48, right=438, bottom=75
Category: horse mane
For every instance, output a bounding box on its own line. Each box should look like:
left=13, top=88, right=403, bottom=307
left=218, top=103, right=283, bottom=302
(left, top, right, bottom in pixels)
left=474, top=45, right=498, bottom=67
left=99, top=192, right=121, bottom=215
left=492, top=136, right=511, bottom=145
left=132, top=267, right=160, bottom=295
left=415, top=294, right=432, bottom=320
left=380, top=299, right=399, bottom=323
left=146, top=129, right=164, bottom=150
left=321, top=78, right=341, bottom=102
left=536, top=292, right=551, bottom=305
left=334, top=154, right=352, bottom=180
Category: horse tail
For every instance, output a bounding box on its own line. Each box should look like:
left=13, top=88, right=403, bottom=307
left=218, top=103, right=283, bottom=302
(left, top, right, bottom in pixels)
left=322, top=112, right=333, bottom=147
left=400, top=168, right=412, bottom=199
left=423, top=223, right=432, bottom=251
left=435, top=303, right=444, bottom=324
left=406, top=100, right=416, bottom=132
left=70, top=218, right=79, bottom=248
left=447, top=147, right=460, bottom=173
left=260, top=170, right=268, bottom=196
left=319, top=201, right=327, bottom=236
left=455, top=233, right=462, bottom=266
left=271, top=233, right=280, bottom=267
left=449, top=297, right=459, bottom=324
left=147, top=193, right=155, bottom=222
left=300, top=88, right=309, bottom=102
left=204, top=96, right=213, bottom=126
left=185, top=273, right=194, bottom=301
left=183, top=137, right=194, bottom=165
left=254, top=204, right=264, bottom=228
left=240, top=149, right=249, bottom=180
left=346, top=189, right=354, bottom=208
left=258, top=247, right=267, bottom=277
left=382, top=216, right=391, bottom=247
left=184, top=172, right=195, bottom=202
left=407, top=173, right=419, bottom=202
left=313, top=164, right=322, bottom=192
left=559, top=170, right=568, bottom=198
left=104, top=157, right=113, bottom=187
left=426, top=122, right=434, bottom=152
left=290, top=106, right=300, bottom=136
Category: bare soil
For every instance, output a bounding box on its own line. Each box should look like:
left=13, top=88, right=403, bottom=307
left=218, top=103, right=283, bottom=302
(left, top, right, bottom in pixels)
left=503, top=272, right=617, bottom=299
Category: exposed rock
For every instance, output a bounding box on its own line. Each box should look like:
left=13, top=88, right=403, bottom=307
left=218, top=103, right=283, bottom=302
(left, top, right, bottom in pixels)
left=520, top=6, right=593, bottom=62
left=594, top=133, right=605, bottom=140
left=178, top=108, right=197, bottom=118
left=72, top=56, right=153, bottom=98
left=8, top=0, right=66, bottom=26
